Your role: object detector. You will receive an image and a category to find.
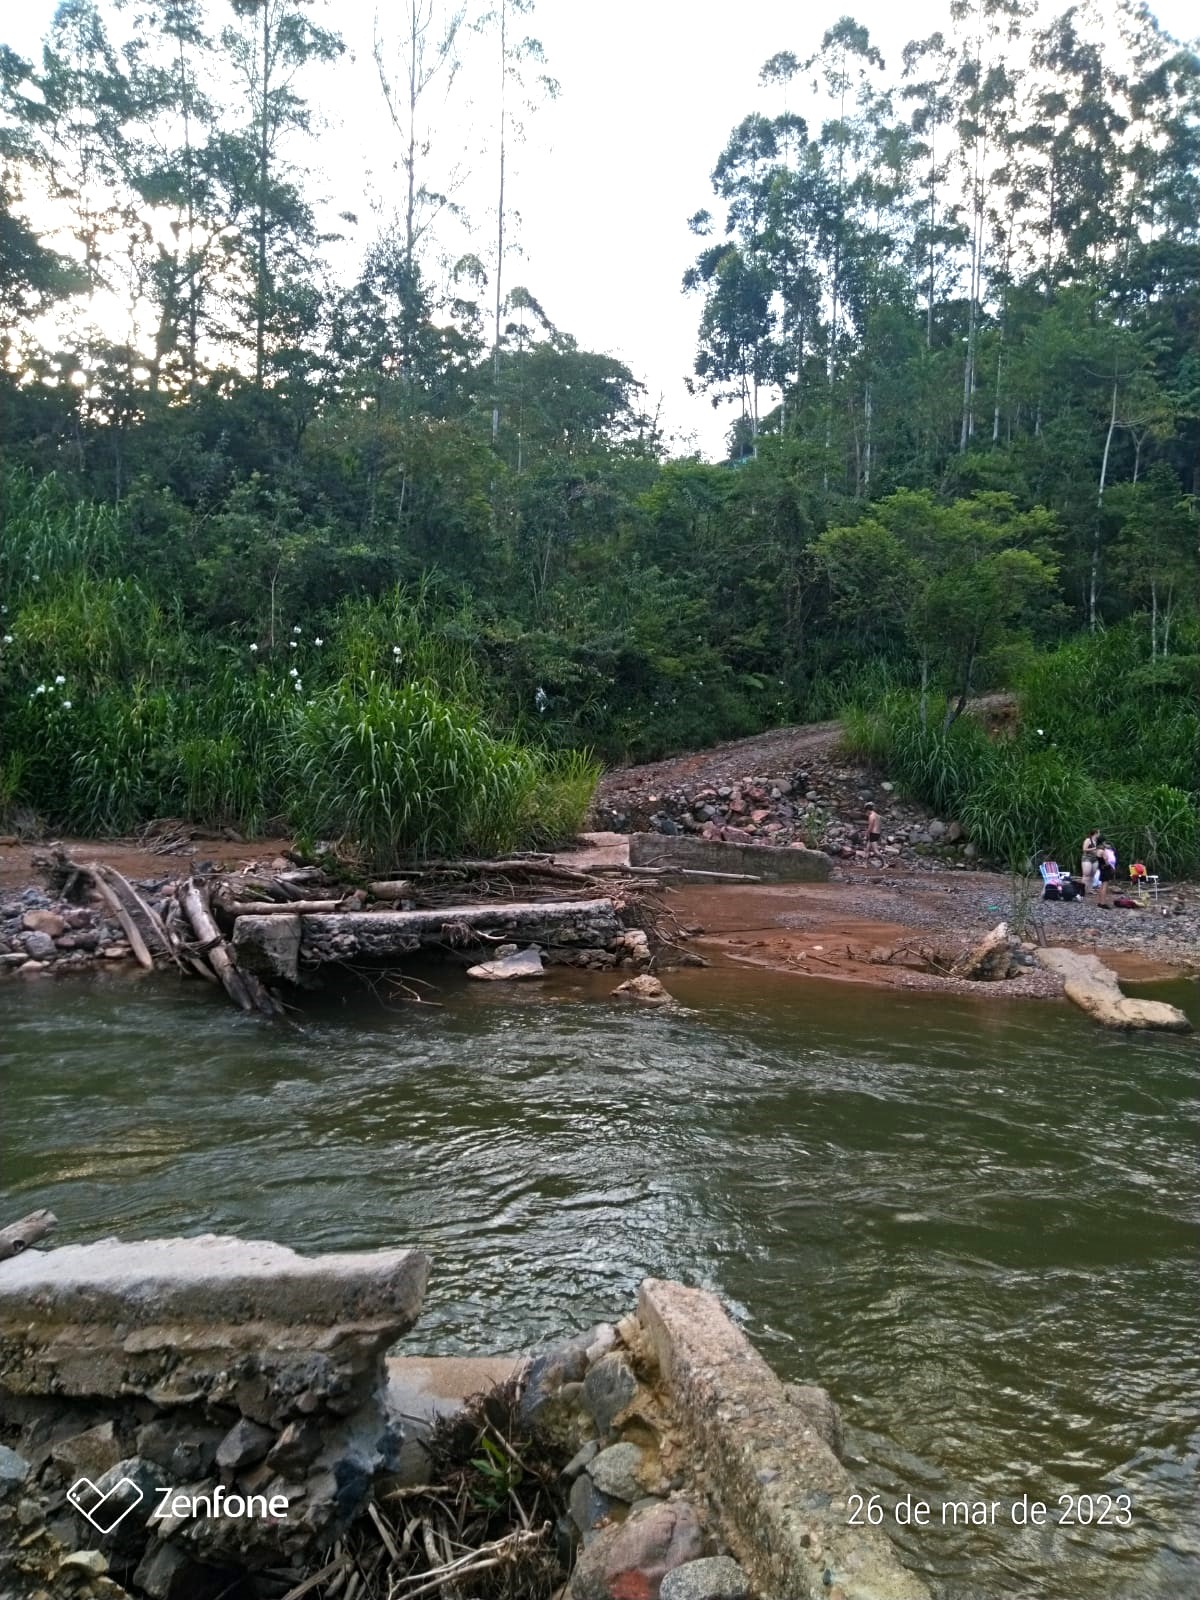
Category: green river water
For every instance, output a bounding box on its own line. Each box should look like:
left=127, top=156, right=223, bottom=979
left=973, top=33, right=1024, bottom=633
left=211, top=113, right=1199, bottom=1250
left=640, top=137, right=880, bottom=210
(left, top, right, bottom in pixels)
left=2, top=965, right=1197, bottom=1600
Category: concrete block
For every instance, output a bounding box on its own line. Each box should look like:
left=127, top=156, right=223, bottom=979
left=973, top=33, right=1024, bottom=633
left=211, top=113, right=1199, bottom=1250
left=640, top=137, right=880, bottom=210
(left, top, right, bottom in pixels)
left=629, top=834, right=832, bottom=882
left=637, top=1279, right=929, bottom=1600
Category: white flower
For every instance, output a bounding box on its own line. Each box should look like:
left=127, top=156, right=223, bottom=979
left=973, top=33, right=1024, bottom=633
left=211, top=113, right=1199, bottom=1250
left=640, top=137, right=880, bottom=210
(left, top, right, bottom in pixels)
left=289, top=640, right=298, bottom=649
left=293, top=679, right=303, bottom=691
left=289, top=667, right=299, bottom=678
left=62, top=700, right=72, bottom=709
left=535, top=686, right=549, bottom=714
left=392, top=645, right=402, bottom=656
left=249, top=642, right=259, bottom=653
left=54, top=674, right=66, bottom=685
left=292, top=625, right=302, bottom=635
left=1036, top=727, right=1045, bottom=736
left=314, top=637, right=324, bottom=647
left=34, top=683, right=45, bottom=694
left=1, top=635, right=11, bottom=645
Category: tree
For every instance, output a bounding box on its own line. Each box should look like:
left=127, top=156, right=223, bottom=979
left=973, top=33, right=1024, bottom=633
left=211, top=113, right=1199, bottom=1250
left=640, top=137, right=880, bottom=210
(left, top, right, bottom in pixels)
left=220, top=0, right=342, bottom=387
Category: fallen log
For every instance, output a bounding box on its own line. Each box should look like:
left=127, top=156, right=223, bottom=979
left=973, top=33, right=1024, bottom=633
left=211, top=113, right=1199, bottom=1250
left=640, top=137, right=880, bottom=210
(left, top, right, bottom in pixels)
left=86, top=863, right=155, bottom=971
left=98, top=862, right=187, bottom=971
left=0, top=1209, right=57, bottom=1262
left=181, top=876, right=282, bottom=1016
left=367, top=879, right=413, bottom=900
left=224, top=898, right=346, bottom=917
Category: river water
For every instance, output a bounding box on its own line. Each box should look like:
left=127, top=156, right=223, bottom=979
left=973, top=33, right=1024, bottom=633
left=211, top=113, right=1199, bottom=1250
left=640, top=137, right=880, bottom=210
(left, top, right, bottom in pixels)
left=2, top=966, right=1197, bottom=1599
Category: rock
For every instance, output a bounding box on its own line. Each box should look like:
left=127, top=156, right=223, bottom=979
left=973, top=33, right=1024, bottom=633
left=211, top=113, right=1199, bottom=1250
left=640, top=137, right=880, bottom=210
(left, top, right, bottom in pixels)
left=466, top=946, right=546, bottom=981
left=562, top=1440, right=600, bottom=1480
left=945, top=820, right=965, bottom=843
left=927, top=819, right=946, bottom=840
left=21, top=930, right=56, bottom=960
left=133, top=1541, right=226, bottom=1600
left=582, top=1353, right=638, bottom=1435
left=136, top=1418, right=222, bottom=1481
left=589, top=1441, right=646, bottom=1502
left=215, top=1418, right=276, bottom=1474
left=57, top=1550, right=109, bottom=1576
left=51, top=1421, right=122, bottom=1482
left=266, top=1420, right=324, bottom=1475
left=1037, top=948, right=1192, bottom=1032
left=234, top=913, right=302, bottom=985
left=23, top=909, right=66, bottom=936
left=952, top=922, right=1013, bottom=981
left=612, top=975, right=670, bottom=1006
left=660, top=1556, right=750, bottom=1600
left=880, top=782, right=894, bottom=793
left=567, top=1500, right=704, bottom=1600
left=569, top=1470, right=619, bottom=1539
left=0, top=1445, right=29, bottom=1494
left=963, top=842, right=979, bottom=860
left=783, top=1384, right=844, bottom=1458
left=16, top=959, right=49, bottom=975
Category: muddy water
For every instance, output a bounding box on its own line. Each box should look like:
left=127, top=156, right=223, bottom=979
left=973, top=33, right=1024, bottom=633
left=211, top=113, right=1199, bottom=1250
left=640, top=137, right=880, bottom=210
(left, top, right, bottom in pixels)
left=2, top=967, right=1197, bottom=1599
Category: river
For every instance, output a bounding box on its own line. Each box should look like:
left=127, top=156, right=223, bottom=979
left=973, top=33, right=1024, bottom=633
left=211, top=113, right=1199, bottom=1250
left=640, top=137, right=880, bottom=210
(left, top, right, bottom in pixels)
left=2, top=965, right=1197, bottom=1599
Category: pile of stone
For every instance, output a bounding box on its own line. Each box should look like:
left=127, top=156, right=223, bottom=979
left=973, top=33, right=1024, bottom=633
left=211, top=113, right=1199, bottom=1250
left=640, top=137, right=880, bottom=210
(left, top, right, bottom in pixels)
left=594, top=760, right=980, bottom=869
left=0, top=887, right=144, bottom=979
left=0, top=1235, right=429, bottom=1599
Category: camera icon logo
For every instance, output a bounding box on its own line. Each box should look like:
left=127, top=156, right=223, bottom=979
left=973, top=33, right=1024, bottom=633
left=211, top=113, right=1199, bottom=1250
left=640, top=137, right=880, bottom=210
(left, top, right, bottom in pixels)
left=66, top=1475, right=146, bottom=1534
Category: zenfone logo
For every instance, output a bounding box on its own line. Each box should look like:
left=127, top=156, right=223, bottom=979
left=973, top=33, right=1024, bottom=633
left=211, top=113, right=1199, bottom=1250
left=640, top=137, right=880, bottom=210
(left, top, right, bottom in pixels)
left=66, top=1475, right=146, bottom=1533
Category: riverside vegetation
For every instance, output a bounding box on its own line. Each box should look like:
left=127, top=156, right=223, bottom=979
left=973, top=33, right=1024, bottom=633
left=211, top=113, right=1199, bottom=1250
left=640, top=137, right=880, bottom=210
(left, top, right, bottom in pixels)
left=0, top=0, right=1197, bottom=872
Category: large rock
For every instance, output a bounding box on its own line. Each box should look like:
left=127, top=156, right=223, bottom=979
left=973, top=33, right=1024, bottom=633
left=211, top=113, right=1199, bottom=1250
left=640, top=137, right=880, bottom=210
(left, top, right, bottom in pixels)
left=0, top=1235, right=429, bottom=1422
left=1036, top=948, right=1192, bottom=1031
left=232, top=913, right=302, bottom=985
left=660, top=1556, right=749, bottom=1600
left=567, top=1500, right=704, bottom=1600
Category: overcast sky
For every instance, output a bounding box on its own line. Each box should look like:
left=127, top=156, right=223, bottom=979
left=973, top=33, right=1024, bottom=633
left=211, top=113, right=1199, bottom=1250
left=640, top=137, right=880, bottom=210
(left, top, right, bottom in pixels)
left=4, top=0, right=1196, bottom=457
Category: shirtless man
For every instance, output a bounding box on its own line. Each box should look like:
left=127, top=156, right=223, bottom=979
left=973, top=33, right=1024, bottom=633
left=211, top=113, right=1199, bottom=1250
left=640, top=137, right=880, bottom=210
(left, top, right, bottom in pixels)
left=866, top=808, right=881, bottom=854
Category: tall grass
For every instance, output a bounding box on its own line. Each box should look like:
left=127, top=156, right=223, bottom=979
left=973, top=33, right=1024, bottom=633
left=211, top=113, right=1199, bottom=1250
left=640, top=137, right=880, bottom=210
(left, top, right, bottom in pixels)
left=289, top=675, right=596, bottom=868
left=839, top=688, right=1198, bottom=877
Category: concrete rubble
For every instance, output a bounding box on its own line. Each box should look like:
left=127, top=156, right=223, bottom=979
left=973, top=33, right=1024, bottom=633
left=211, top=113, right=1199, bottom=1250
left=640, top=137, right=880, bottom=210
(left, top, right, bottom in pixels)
left=0, top=1235, right=429, bottom=1595
left=1, top=1237, right=931, bottom=1600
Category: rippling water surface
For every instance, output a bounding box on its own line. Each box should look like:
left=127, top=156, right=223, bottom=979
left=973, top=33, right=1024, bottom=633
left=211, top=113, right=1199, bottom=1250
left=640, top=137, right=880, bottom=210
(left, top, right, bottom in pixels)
left=2, top=965, right=1197, bottom=1599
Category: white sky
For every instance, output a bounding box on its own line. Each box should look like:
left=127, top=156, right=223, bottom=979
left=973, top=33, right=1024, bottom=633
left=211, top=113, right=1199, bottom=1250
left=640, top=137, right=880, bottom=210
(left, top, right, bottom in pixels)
left=3, top=0, right=1197, bottom=458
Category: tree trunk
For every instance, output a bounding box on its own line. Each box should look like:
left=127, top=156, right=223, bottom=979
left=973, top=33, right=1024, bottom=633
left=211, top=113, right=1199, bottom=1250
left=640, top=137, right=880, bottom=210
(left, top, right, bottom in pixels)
left=1091, top=371, right=1120, bottom=631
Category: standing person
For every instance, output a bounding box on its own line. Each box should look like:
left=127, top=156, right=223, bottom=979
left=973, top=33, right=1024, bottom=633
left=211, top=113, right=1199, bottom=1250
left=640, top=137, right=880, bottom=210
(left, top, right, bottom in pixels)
left=1088, top=832, right=1107, bottom=896
left=866, top=807, right=881, bottom=855
left=1096, top=837, right=1117, bottom=908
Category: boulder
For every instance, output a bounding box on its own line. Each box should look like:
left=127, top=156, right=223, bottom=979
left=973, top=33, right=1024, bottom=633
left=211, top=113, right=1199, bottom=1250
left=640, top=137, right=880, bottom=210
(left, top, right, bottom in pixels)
left=23, top=910, right=66, bottom=937
left=613, top=975, right=670, bottom=1006
left=1036, top=948, right=1192, bottom=1031
left=567, top=1500, right=704, bottom=1600
left=21, top=931, right=56, bottom=960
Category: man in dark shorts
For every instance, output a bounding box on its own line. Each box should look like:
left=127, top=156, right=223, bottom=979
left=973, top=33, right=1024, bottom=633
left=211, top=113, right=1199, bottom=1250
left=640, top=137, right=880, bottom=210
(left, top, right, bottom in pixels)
left=866, top=808, right=881, bottom=854
left=1095, top=835, right=1117, bottom=907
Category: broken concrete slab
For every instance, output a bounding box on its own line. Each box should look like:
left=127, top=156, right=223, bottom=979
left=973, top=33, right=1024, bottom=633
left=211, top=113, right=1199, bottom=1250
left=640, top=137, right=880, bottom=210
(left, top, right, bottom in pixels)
left=628, top=833, right=831, bottom=882
left=232, top=912, right=302, bottom=985
left=0, top=1235, right=429, bottom=1421
left=467, top=945, right=546, bottom=980
left=637, top=1279, right=930, bottom=1600
left=1037, top=947, right=1192, bottom=1031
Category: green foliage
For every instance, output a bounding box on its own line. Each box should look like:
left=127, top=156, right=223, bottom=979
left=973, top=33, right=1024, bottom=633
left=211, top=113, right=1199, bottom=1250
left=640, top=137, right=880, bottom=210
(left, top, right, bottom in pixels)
left=840, top=632, right=1199, bottom=877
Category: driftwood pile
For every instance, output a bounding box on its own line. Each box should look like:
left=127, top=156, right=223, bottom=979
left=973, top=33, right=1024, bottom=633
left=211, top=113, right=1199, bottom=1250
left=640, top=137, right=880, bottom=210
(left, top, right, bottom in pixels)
left=38, top=850, right=691, bottom=1020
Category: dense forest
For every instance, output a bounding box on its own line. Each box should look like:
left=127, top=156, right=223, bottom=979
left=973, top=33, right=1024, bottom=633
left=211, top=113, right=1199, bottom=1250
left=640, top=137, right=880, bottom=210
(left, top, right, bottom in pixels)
left=0, top=0, right=1197, bottom=869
